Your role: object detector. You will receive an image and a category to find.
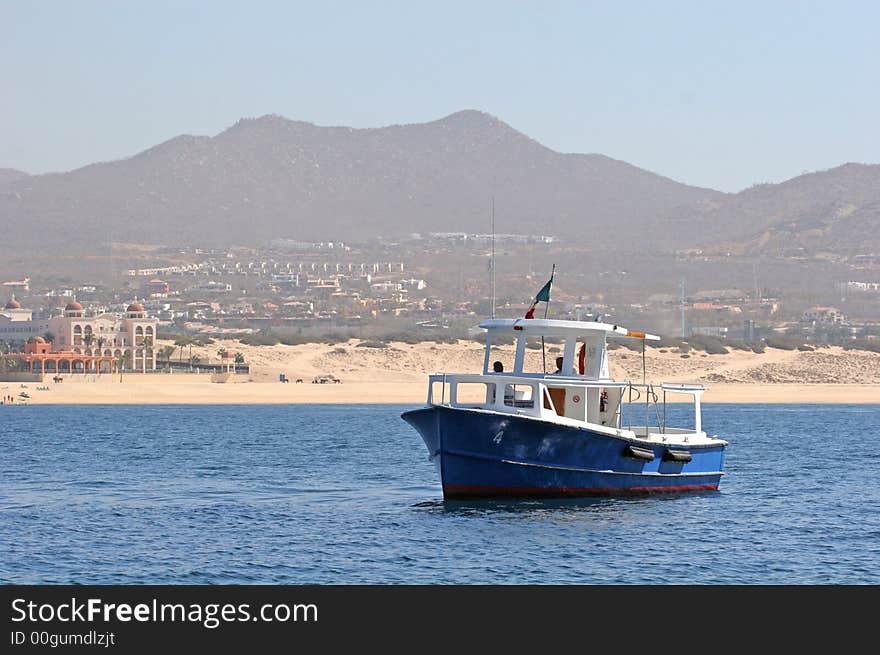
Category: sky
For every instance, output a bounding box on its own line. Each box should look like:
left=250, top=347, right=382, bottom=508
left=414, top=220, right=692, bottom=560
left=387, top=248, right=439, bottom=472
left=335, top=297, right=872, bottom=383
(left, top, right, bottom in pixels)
left=2, top=0, right=878, bottom=192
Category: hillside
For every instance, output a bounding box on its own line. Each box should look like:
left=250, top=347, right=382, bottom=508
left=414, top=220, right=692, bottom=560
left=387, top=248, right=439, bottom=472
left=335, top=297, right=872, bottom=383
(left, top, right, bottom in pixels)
left=0, top=111, right=719, bottom=253
left=682, top=163, right=880, bottom=255
left=0, top=168, right=29, bottom=186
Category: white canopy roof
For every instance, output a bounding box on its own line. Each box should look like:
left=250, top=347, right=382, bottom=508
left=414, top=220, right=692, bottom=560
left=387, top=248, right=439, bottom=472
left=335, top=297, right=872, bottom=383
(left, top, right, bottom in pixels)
left=478, top=318, right=660, bottom=340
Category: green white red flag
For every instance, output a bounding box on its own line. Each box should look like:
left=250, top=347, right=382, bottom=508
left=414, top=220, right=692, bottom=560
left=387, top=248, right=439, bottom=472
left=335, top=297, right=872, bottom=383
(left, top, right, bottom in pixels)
left=524, top=276, right=553, bottom=319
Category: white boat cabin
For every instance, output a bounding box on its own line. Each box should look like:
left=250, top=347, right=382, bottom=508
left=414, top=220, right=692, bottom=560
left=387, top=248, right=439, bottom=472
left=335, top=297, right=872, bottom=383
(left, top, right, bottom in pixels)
left=427, top=318, right=714, bottom=445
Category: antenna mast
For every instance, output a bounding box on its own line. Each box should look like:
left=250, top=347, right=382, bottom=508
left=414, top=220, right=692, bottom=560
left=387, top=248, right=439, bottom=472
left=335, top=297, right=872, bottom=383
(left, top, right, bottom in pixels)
left=491, top=195, right=496, bottom=319
left=679, top=278, right=686, bottom=339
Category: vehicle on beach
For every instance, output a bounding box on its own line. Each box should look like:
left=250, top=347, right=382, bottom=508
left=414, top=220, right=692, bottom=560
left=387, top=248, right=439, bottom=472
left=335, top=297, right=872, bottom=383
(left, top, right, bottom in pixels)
left=402, top=314, right=727, bottom=499
left=312, top=374, right=342, bottom=384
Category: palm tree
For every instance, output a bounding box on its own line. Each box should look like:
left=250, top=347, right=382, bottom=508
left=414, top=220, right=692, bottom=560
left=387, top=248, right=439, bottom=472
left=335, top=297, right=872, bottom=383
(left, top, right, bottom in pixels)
left=95, top=337, right=106, bottom=373
left=174, top=336, right=191, bottom=365
left=142, top=336, right=153, bottom=373
left=217, top=347, right=228, bottom=372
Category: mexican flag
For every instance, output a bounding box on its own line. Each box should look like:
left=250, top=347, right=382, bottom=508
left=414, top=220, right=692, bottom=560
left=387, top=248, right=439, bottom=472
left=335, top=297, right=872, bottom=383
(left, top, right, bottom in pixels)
left=524, top=276, right=553, bottom=319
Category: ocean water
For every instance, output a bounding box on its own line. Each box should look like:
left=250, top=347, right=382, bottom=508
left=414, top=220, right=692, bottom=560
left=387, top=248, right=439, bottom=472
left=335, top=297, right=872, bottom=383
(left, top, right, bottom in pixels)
left=1, top=403, right=878, bottom=584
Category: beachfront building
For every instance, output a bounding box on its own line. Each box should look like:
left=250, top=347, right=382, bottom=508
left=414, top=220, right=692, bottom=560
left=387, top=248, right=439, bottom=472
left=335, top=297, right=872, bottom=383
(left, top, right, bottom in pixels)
left=48, top=302, right=159, bottom=371
left=0, top=297, right=51, bottom=343
left=10, top=336, right=115, bottom=374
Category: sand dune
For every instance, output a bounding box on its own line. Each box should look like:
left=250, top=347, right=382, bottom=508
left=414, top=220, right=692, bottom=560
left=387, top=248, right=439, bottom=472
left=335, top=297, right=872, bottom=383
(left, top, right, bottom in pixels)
left=170, top=338, right=880, bottom=384
left=4, top=339, right=877, bottom=405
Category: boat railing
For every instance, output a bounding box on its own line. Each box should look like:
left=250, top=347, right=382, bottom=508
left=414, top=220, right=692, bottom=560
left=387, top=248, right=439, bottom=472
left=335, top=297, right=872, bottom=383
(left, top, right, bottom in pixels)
left=624, top=382, right=706, bottom=437
left=625, top=382, right=663, bottom=434
left=427, top=373, right=705, bottom=438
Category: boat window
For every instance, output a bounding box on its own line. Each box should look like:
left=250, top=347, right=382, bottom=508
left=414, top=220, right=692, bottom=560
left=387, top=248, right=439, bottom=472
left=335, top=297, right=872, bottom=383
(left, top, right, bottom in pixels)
left=520, top=337, right=552, bottom=374
left=504, top=384, right=534, bottom=409
left=455, top=382, right=495, bottom=406
left=485, top=336, right=514, bottom=374
left=576, top=338, right=602, bottom=377
left=430, top=379, right=452, bottom=405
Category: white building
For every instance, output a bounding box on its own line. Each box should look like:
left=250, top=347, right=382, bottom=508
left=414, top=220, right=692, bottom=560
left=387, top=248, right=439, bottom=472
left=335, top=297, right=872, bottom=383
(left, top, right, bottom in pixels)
left=401, top=278, right=428, bottom=291
left=0, top=297, right=50, bottom=342
left=371, top=282, right=403, bottom=294
left=690, top=326, right=729, bottom=338
left=802, top=306, right=844, bottom=325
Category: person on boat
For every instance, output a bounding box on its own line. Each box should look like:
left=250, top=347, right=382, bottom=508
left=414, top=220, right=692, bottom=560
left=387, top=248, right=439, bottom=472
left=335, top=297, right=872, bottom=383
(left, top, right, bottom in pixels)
left=488, top=361, right=505, bottom=404
left=553, top=356, right=574, bottom=375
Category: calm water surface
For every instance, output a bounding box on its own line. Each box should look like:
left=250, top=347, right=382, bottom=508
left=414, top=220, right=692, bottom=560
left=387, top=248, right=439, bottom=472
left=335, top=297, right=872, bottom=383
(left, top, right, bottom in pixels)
left=1, top=404, right=878, bottom=584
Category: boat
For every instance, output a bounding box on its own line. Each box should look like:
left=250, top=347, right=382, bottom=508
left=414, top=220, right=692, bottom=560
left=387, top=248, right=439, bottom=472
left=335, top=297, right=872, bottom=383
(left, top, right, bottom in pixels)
left=402, top=316, right=727, bottom=499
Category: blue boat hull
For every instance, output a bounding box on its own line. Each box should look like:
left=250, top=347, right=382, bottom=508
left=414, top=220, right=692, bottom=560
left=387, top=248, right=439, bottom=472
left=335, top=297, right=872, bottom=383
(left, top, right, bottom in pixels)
left=401, top=405, right=725, bottom=499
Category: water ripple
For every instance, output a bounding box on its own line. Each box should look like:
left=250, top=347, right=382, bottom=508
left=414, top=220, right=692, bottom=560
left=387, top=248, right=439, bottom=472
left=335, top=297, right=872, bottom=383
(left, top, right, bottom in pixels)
left=1, top=403, right=878, bottom=584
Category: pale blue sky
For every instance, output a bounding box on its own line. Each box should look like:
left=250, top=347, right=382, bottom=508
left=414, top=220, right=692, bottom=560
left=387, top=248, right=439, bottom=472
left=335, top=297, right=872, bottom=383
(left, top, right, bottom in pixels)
left=2, top=0, right=878, bottom=191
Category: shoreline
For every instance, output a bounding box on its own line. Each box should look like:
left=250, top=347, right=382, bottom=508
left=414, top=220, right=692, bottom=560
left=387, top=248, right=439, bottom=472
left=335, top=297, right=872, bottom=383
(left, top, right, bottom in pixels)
left=3, top=376, right=878, bottom=405
left=3, top=339, right=878, bottom=406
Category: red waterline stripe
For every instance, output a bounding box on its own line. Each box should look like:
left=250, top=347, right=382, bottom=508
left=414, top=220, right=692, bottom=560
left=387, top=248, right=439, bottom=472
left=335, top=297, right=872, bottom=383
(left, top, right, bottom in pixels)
left=443, top=483, right=719, bottom=497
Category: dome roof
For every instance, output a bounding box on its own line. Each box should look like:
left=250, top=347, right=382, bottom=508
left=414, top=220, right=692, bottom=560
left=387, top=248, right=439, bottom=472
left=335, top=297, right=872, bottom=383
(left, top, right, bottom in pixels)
left=127, top=302, right=145, bottom=312
left=33, top=336, right=45, bottom=343
left=65, top=301, right=83, bottom=311
left=4, top=298, right=21, bottom=309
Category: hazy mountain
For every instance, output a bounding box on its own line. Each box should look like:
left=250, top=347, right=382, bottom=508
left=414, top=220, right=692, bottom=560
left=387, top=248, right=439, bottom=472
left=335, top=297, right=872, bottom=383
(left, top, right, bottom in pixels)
left=0, top=111, right=720, bottom=253
left=680, top=163, right=880, bottom=255
left=0, top=168, right=29, bottom=186
left=1, top=112, right=876, bottom=259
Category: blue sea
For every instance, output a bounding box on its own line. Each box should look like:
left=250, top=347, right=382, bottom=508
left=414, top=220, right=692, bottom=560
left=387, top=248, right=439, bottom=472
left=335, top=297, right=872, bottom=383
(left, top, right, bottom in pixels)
left=1, top=404, right=879, bottom=584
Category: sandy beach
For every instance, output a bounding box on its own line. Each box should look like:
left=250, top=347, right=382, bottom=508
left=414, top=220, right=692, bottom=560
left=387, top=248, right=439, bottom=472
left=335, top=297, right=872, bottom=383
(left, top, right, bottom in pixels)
left=3, top=339, right=878, bottom=405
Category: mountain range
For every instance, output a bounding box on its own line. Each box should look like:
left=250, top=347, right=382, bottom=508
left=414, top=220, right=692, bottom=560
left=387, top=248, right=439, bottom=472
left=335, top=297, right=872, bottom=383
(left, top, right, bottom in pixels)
left=1, top=110, right=877, bottom=256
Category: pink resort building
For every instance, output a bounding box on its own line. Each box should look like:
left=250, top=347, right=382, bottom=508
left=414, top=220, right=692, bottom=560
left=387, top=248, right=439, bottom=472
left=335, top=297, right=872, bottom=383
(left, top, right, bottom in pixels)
left=46, top=301, right=159, bottom=372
